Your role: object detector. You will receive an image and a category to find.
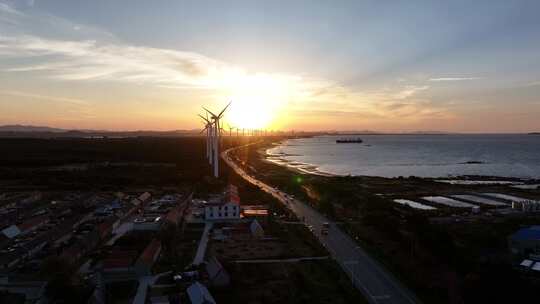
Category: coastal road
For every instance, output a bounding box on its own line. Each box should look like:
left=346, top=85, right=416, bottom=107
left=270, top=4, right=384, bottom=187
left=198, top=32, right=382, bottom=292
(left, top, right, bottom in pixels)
left=223, top=146, right=419, bottom=304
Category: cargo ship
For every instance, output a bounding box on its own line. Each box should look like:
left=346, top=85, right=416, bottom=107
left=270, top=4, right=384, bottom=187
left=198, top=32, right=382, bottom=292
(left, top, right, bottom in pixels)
left=336, top=138, right=363, bottom=143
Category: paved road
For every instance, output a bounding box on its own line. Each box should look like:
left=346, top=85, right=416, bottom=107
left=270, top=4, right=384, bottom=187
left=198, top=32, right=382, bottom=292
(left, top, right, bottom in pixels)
left=223, top=146, right=419, bottom=304
left=133, top=271, right=172, bottom=304
left=193, top=222, right=213, bottom=265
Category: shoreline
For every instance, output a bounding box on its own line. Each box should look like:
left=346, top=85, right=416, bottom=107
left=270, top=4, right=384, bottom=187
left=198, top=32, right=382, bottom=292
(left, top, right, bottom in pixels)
left=260, top=140, right=338, bottom=177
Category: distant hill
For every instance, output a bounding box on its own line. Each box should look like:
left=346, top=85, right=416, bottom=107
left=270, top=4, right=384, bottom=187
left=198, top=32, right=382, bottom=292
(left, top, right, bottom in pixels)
left=407, top=131, right=454, bottom=135
left=0, top=125, right=201, bottom=138
left=0, top=125, right=67, bottom=132
left=326, top=130, right=381, bottom=135
left=324, top=130, right=457, bottom=135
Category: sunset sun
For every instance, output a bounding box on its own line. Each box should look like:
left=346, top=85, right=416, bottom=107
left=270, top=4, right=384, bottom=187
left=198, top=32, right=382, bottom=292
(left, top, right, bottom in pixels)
left=220, top=73, right=295, bottom=130
left=226, top=96, right=275, bottom=129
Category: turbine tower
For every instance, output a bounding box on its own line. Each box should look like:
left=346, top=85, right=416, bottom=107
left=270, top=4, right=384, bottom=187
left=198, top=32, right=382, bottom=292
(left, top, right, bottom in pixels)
left=198, top=114, right=213, bottom=165
left=203, top=102, right=231, bottom=178
left=227, top=123, right=233, bottom=137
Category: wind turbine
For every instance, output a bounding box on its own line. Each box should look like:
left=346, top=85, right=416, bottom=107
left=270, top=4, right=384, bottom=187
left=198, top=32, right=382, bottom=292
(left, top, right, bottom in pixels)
left=198, top=113, right=213, bottom=165
left=227, top=123, right=234, bottom=137
left=203, top=102, right=231, bottom=178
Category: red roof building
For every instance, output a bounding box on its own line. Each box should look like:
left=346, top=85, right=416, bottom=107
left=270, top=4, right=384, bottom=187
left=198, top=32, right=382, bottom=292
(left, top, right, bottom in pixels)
left=226, top=185, right=240, bottom=205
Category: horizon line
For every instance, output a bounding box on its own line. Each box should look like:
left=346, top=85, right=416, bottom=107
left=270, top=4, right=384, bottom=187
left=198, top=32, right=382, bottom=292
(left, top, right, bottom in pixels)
left=0, top=124, right=538, bottom=135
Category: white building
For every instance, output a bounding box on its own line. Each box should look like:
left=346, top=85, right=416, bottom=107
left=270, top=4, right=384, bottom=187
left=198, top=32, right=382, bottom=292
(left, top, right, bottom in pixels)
left=204, top=185, right=240, bottom=221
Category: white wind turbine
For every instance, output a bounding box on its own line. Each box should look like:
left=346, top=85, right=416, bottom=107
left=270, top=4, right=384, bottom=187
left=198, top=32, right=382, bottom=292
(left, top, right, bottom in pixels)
left=203, top=102, right=231, bottom=178
left=198, top=113, right=213, bottom=165
left=227, top=123, right=236, bottom=137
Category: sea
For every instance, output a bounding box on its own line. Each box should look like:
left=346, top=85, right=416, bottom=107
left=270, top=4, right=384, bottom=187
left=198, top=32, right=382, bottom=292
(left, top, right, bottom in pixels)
left=266, top=134, right=540, bottom=179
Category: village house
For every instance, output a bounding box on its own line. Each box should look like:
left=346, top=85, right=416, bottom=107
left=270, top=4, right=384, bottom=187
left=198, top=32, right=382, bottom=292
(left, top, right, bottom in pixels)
left=1, top=215, right=49, bottom=239
left=204, top=185, right=241, bottom=221
left=130, top=192, right=152, bottom=207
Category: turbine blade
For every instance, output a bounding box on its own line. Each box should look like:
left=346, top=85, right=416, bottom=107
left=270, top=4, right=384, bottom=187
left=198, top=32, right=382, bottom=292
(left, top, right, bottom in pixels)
left=200, top=124, right=211, bottom=133
left=198, top=114, right=210, bottom=123
left=202, top=106, right=217, bottom=118
left=217, top=101, right=231, bottom=118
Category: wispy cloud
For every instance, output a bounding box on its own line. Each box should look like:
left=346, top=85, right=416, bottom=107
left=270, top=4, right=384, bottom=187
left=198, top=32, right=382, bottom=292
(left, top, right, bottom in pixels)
left=0, top=35, right=236, bottom=87
left=0, top=1, right=454, bottom=125
left=521, top=80, right=540, bottom=87
left=1, top=33, right=450, bottom=119
left=0, top=1, right=22, bottom=25
left=0, top=2, right=22, bottom=15
left=429, top=77, right=481, bottom=82
left=393, top=85, right=429, bottom=99
left=0, top=90, right=89, bottom=105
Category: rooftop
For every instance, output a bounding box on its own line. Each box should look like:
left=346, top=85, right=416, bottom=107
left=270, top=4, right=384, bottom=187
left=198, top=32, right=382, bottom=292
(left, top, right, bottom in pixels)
left=511, top=226, right=540, bottom=241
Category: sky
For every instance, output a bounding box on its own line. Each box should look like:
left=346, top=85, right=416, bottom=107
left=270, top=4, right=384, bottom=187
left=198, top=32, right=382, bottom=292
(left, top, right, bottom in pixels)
left=1, top=0, right=540, bottom=132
